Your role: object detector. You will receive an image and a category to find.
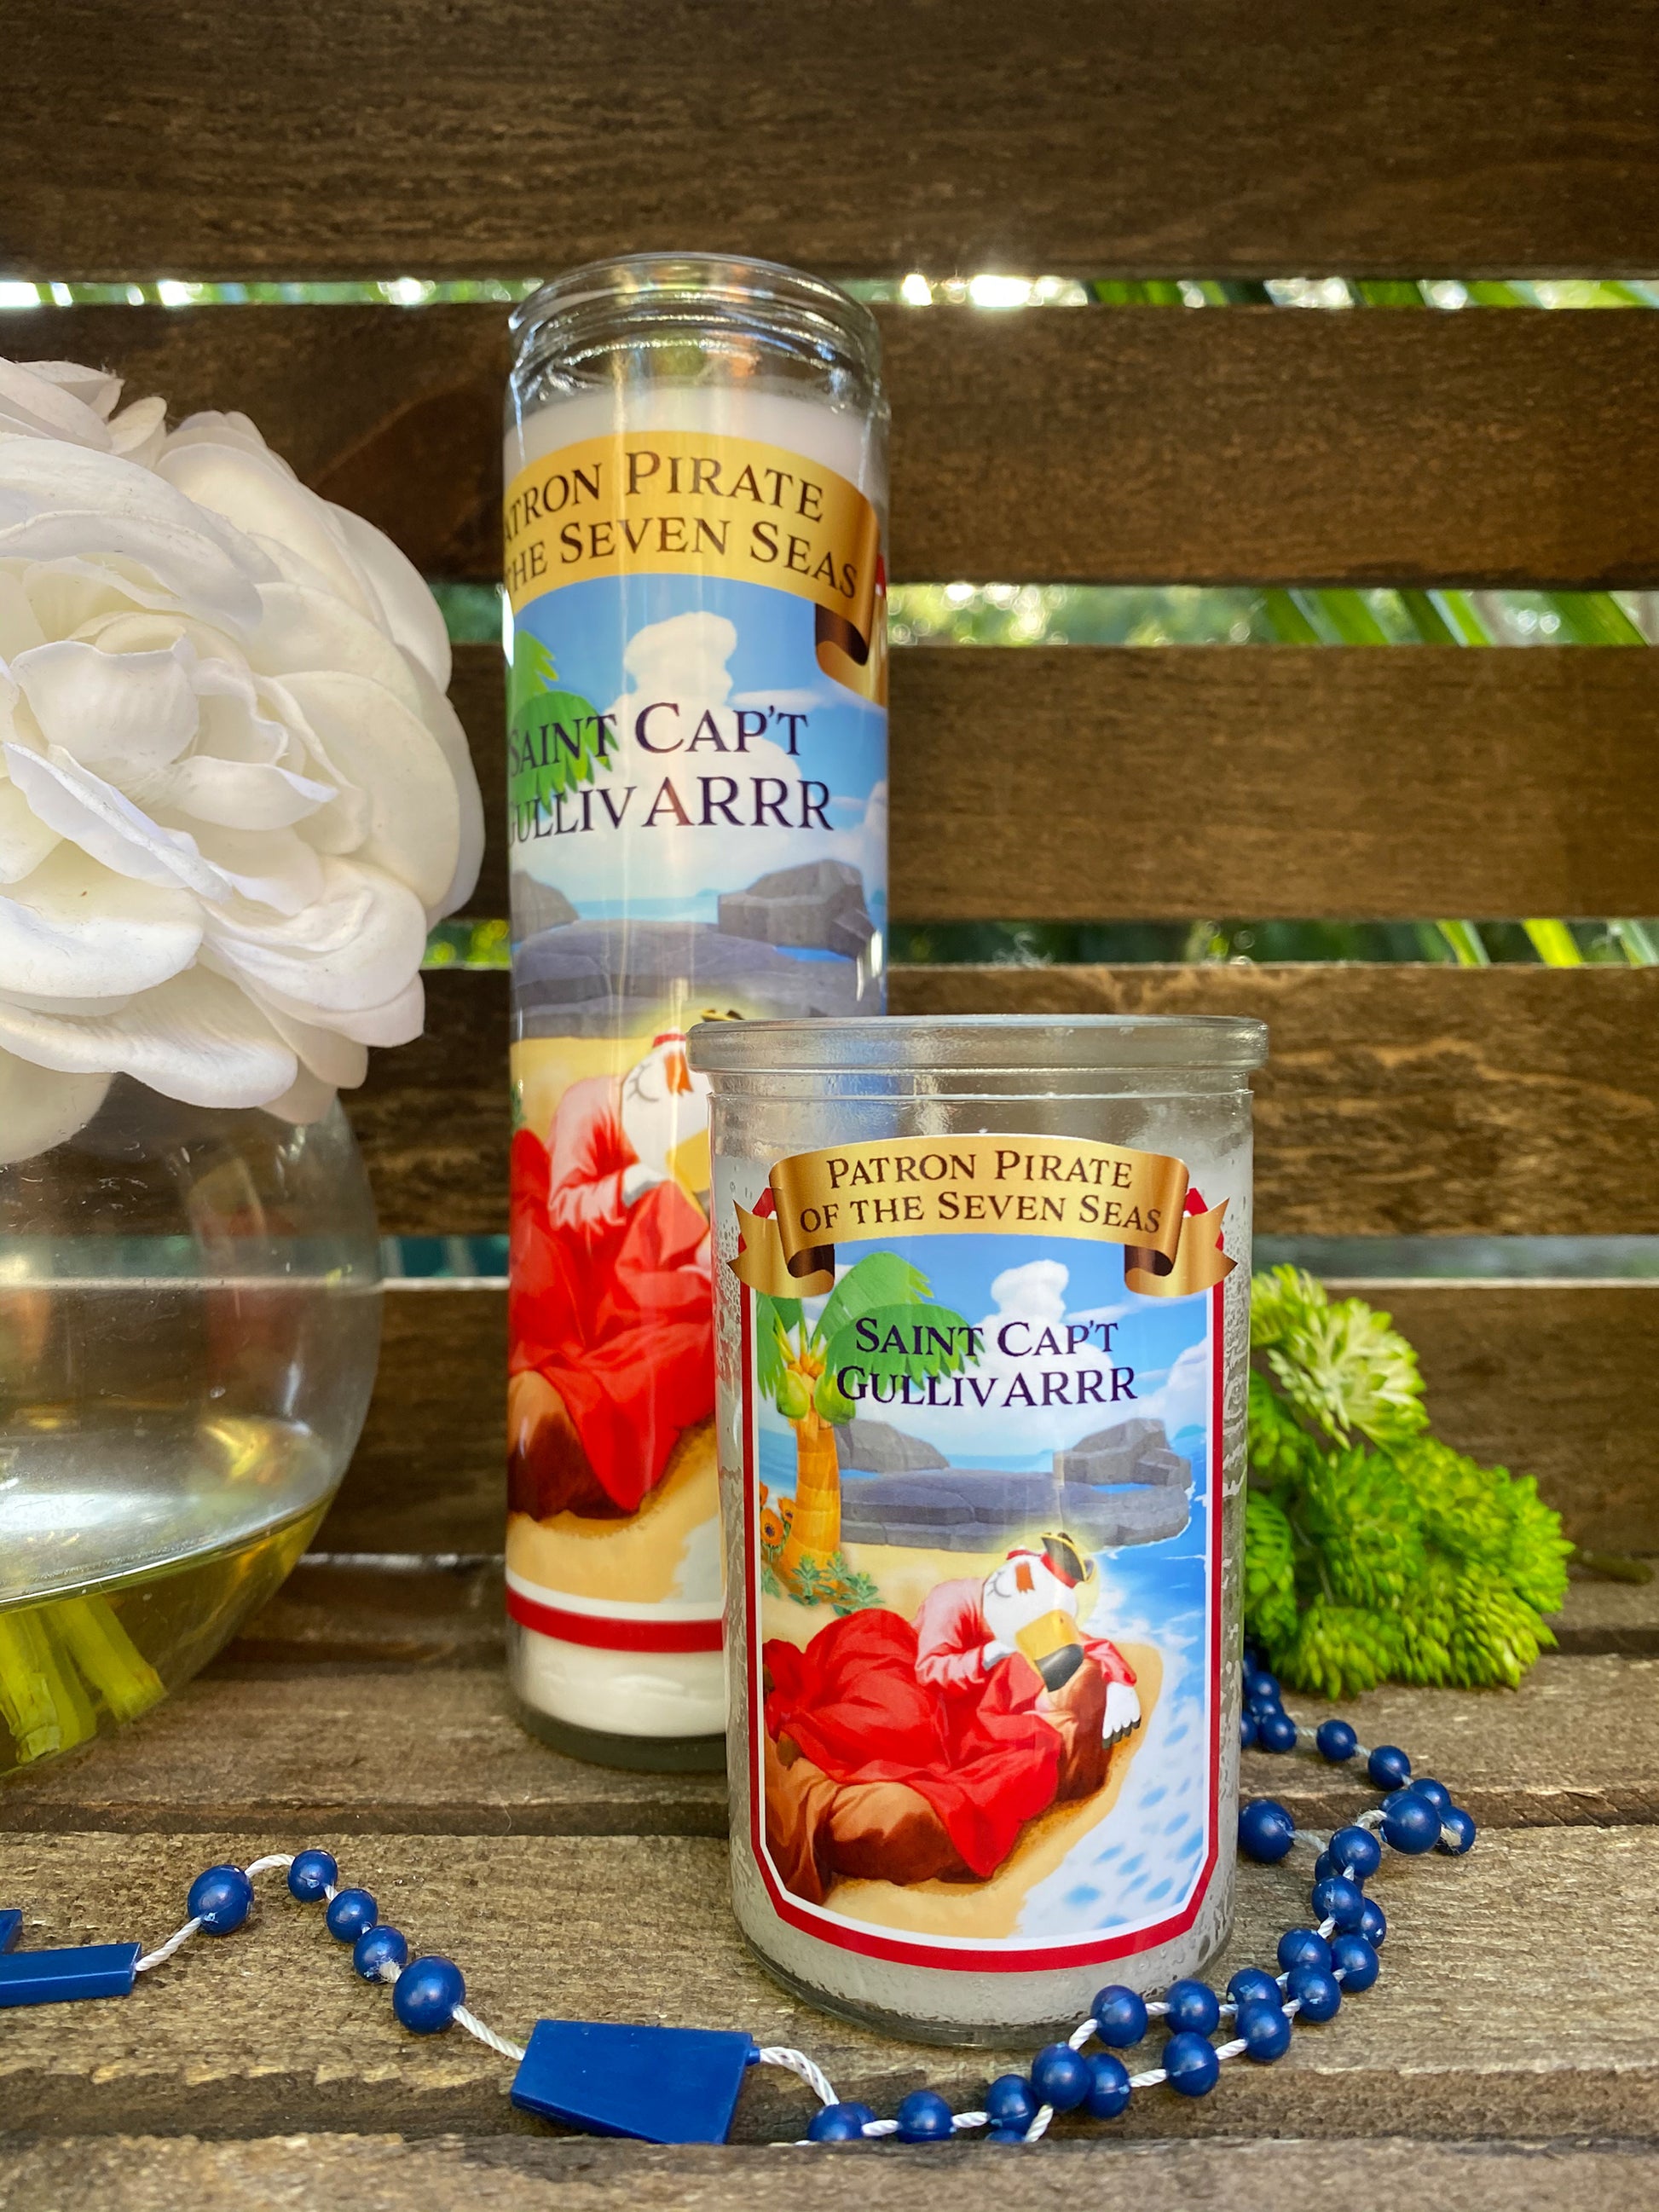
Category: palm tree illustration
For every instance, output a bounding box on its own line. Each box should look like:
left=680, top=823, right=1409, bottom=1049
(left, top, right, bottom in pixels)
left=507, top=632, right=612, bottom=831
left=754, top=1252, right=974, bottom=1590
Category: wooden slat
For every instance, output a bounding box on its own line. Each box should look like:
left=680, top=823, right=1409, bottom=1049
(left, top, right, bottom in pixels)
left=352, top=967, right=1659, bottom=1239
left=222, top=1556, right=1659, bottom=1671
left=7, top=2, right=1659, bottom=278
left=1, top=1822, right=1655, bottom=2140
left=325, top=1281, right=1659, bottom=1561
left=19, top=307, right=1659, bottom=589
left=4, top=2137, right=1657, bottom=2212
left=9, top=1654, right=1651, bottom=1839
left=449, top=643, right=1659, bottom=924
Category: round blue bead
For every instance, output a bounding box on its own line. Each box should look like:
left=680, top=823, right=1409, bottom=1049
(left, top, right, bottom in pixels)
left=1411, top=1776, right=1453, bottom=1814
left=1031, top=2042, right=1092, bottom=2112
left=325, top=1888, right=378, bottom=1943
left=807, top=2100, right=876, bottom=2142
left=1437, top=1805, right=1478, bottom=1857
left=986, top=2126, right=1028, bottom=2144
left=1165, top=1978, right=1221, bottom=2036
left=1313, top=1847, right=1337, bottom=1882
left=1244, top=1668, right=1280, bottom=1707
left=894, top=2089, right=955, bottom=2142
left=1329, top=1825, right=1383, bottom=1881
left=187, top=1863, right=253, bottom=1936
left=1359, top=1897, right=1388, bottom=1948
left=352, top=1924, right=409, bottom=1981
left=1086, top=2052, right=1131, bottom=2118
left=1236, top=1999, right=1292, bottom=2062
left=1255, top=1709, right=1299, bottom=1753
left=1311, top=1875, right=1367, bottom=1931
left=1238, top=1799, right=1296, bottom=1863
left=1286, top=1963, right=1342, bottom=2022
left=1330, top=1932, right=1380, bottom=1992
left=1380, top=1787, right=1419, bottom=1817
left=1367, top=1743, right=1412, bottom=1789
left=1240, top=1709, right=1258, bottom=1749
left=1163, top=2031, right=1220, bottom=2098
left=1093, top=1983, right=1148, bottom=2047
left=1277, top=1926, right=1331, bottom=1974
left=286, top=1850, right=338, bottom=1903
left=392, top=1955, right=465, bottom=2035
left=1315, top=1718, right=1358, bottom=1763
left=1227, top=1966, right=1280, bottom=2012
left=985, top=2075, right=1038, bottom=2129
left=1381, top=1791, right=1442, bottom=1856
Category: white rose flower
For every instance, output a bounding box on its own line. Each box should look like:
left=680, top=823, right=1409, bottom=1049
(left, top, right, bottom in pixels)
left=0, top=355, right=484, bottom=1162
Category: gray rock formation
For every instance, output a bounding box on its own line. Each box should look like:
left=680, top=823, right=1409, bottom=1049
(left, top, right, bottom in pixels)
left=512, top=918, right=876, bottom=1035
left=835, top=1415, right=1193, bottom=1552
left=1052, top=1418, right=1162, bottom=1485
left=718, top=859, right=874, bottom=959
left=510, top=875, right=580, bottom=944
left=835, top=1419, right=951, bottom=1475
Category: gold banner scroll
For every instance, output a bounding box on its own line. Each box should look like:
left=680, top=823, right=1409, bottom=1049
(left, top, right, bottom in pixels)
left=503, top=431, right=883, bottom=702
left=732, top=1134, right=1233, bottom=1301
left=731, top=1203, right=835, bottom=1301
left=1124, top=1202, right=1233, bottom=1299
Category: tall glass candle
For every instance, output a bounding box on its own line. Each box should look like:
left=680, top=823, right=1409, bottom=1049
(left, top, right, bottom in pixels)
left=503, top=258, right=888, bottom=1769
left=691, top=1014, right=1266, bottom=2039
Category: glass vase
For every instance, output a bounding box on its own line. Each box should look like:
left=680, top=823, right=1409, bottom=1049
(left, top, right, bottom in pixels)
left=0, top=1076, right=382, bottom=1778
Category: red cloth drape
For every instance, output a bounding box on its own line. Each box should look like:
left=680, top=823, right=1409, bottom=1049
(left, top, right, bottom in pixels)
left=764, top=1608, right=1066, bottom=1879
left=508, top=1078, right=713, bottom=1511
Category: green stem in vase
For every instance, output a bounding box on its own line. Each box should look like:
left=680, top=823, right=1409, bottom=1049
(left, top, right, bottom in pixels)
left=54, top=1594, right=165, bottom=1724
left=0, top=1605, right=98, bottom=1765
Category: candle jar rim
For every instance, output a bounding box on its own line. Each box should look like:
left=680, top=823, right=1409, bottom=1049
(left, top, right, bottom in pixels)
left=689, top=1012, right=1268, bottom=1076
left=509, top=251, right=882, bottom=387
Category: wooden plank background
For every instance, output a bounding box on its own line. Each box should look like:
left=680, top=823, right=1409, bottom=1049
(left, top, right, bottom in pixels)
left=3, top=1820, right=1657, bottom=2141
left=321, top=1282, right=1659, bottom=1562
left=446, top=644, right=1659, bottom=922
left=13, top=1633, right=1656, bottom=1834
left=7, top=2, right=1659, bottom=279
left=8, top=2138, right=1659, bottom=2212
left=353, top=966, right=1659, bottom=1238
left=14, top=306, right=1659, bottom=587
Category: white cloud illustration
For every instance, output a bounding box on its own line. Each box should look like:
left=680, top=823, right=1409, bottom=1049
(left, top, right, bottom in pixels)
left=518, top=610, right=884, bottom=905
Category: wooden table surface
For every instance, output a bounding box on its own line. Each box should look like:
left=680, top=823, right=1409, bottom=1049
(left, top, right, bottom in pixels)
left=2, top=1569, right=1655, bottom=2209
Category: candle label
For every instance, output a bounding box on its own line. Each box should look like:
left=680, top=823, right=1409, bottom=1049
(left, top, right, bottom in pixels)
left=503, top=435, right=886, bottom=1679
left=720, top=1135, right=1227, bottom=1972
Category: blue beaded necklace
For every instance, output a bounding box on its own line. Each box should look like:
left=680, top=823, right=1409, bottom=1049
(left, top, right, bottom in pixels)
left=0, top=1663, right=1477, bottom=2146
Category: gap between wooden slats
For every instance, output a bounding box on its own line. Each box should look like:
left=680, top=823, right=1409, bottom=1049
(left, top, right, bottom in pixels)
left=12, top=307, right=1659, bottom=586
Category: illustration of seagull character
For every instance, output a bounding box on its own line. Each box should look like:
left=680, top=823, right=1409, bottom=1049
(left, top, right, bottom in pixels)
left=924, top=1533, right=1145, bottom=1747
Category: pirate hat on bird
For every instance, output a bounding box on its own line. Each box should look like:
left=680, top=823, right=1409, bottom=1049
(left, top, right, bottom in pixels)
left=1038, top=1532, right=1095, bottom=1589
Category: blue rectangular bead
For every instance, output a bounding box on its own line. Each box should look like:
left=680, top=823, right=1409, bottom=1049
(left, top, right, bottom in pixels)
left=0, top=1942, right=142, bottom=2007
left=511, top=2019, right=757, bottom=2144
left=0, top=1910, right=20, bottom=1955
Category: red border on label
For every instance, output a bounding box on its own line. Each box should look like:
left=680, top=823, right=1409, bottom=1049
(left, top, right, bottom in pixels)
left=506, top=1586, right=722, bottom=1653
left=741, top=1273, right=1225, bottom=1972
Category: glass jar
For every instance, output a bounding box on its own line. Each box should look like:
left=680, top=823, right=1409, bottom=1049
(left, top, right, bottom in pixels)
left=691, top=1014, right=1267, bottom=2042
left=0, top=1077, right=382, bottom=1778
left=503, top=256, right=888, bottom=1769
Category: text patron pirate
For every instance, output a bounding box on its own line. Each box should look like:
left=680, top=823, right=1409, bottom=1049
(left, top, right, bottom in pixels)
left=731, top=1136, right=1234, bottom=1302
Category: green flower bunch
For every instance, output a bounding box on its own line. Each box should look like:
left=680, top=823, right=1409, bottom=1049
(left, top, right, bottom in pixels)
left=1246, top=1268, right=1572, bottom=1697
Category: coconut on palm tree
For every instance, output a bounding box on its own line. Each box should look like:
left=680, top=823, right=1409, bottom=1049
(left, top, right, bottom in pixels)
left=754, top=1252, right=974, bottom=1591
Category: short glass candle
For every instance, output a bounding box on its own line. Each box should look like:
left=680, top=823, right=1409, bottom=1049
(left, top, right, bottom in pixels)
left=690, top=1014, right=1266, bottom=2042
